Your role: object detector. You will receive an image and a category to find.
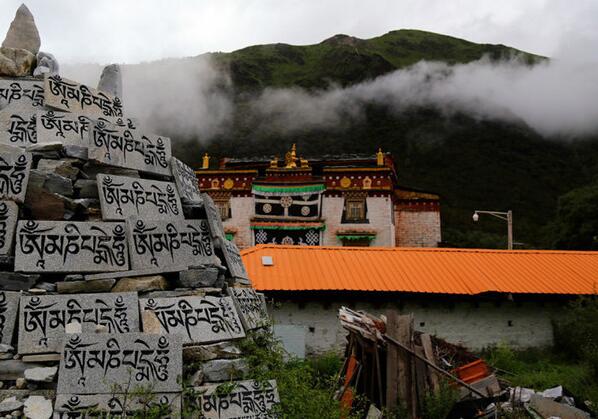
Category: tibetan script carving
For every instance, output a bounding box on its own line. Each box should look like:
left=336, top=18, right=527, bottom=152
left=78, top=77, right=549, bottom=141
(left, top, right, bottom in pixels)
left=0, top=111, right=36, bottom=146
left=140, top=295, right=245, bottom=344
left=221, top=239, right=249, bottom=281
left=15, top=220, right=129, bottom=272
left=202, top=193, right=225, bottom=241
left=228, top=288, right=269, bottom=331
left=0, top=200, right=18, bottom=255
left=44, top=75, right=123, bottom=117
left=0, top=80, right=44, bottom=111
left=0, top=151, right=32, bottom=203
left=88, top=120, right=172, bottom=176
left=53, top=393, right=181, bottom=418
left=97, top=174, right=183, bottom=221
left=127, top=218, right=219, bottom=270
left=57, top=333, right=182, bottom=394
left=171, top=157, right=202, bottom=204
left=0, top=291, right=19, bottom=346
left=18, top=292, right=139, bottom=355
left=194, top=380, right=280, bottom=419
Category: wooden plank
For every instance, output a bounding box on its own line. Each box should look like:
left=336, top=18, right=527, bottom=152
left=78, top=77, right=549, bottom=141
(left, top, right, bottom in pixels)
left=414, top=345, right=428, bottom=413
left=385, top=310, right=400, bottom=411
left=421, top=333, right=440, bottom=393
left=397, top=314, right=415, bottom=418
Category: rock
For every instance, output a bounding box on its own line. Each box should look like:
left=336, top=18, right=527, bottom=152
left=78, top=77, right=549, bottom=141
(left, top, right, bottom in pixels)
left=31, top=282, right=55, bottom=292
left=94, top=325, right=108, bottom=334
left=97, top=64, right=122, bottom=98
left=183, top=342, right=242, bottom=363
left=24, top=171, right=77, bottom=220
left=42, top=173, right=73, bottom=197
left=112, top=275, right=168, bottom=293
left=529, top=394, right=589, bottom=419
left=23, top=396, right=52, bottom=419
left=62, top=145, right=87, bottom=161
left=20, top=354, right=60, bottom=363
left=32, top=52, right=58, bottom=77
left=201, top=358, right=248, bottom=383
left=0, top=397, right=22, bottom=414
left=25, top=289, right=44, bottom=295
left=63, top=274, right=83, bottom=282
left=23, top=368, right=56, bottom=383
left=0, top=273, right=39, bottom=292
left=14, top=380, right=25, bottom=391
left=189, top=370, right=203, bottom=386
left=177, top=266, right=220, bottom=288
left=0, top=345, right=14, bottom=354
left=73, top=179, right=98, bottom=199
left=0, top=47, right=35, bottom=77
left=64, top=322, right=81, bottom=334
left=56, top=278, right=114, bottom=294
left=2, top=5, right=40, bottom=54
left=80, top=163, right=139, bottom=179
left=35, top=159, right=80, bottom=181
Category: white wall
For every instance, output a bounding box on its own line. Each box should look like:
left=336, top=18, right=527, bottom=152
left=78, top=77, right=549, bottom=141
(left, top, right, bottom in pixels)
left=224, top=197, right=254, bottom=249
left=269, top=299, right=558, bottom=356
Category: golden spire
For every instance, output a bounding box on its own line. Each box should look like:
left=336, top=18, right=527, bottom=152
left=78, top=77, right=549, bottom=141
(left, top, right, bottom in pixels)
left=376, top=148, right=384, bottom=166
left=202, top=153, right=210, bottom=169
left=300, top=156, right=309, bottom=168
left=284, top=144, right=298, bottom=168
left=270, top=155, right=278, bottom=168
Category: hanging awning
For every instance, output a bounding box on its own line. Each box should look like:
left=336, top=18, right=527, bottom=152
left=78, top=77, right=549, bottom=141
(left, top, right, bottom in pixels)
left=337, top=234, right=376, bottom=241
left=252, top=184, right=325, bottom=196
left=250, top=221, right=326, bottom=231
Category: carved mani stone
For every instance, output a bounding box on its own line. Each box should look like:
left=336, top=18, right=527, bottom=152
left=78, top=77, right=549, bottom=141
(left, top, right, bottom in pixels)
left=53, top=393, right=181, bottom=418
left=0, top=291, right=19, bottom=346
left=228, top=287, right=269, bottom=331
left=0, top=151, right=32, bottom=203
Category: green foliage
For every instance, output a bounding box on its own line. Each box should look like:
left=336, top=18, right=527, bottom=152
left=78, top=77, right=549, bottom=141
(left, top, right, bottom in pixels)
left=552, top=183, right=598, bottom=249
left=421, top=381, right=459, bottom=419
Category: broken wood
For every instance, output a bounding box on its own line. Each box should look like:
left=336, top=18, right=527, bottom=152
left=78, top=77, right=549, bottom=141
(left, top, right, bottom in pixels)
left=397, top=314, right=415, bottom=418
left=421, top=333, right=440, bottom=393
left=385, top=310, right=400, bottom=411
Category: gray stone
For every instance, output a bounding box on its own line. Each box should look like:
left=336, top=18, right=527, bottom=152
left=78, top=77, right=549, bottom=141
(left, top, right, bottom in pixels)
left=221, top=239, right=249, bottom=281
left=97, top=64, right=122, bottom=98
left=44, top=75, right=122, bottom=118
left=64, top=322, right=81, bottom=334
left=171, top=157, right=202, bottom=205
left=112, top=275, right=168, bottom=293
left=84, top=266, right=181, bottom=282
left=0, top=80, right=44, bottom=112
left=97, top=174, right=183, bottom=221
left=18, top=292, right=139, bottom=355
left=0, top=397, right=21, bottom=414
left=2, top=5, right=40, bottom=54
left=140, top=295, right=245, bottom=344
left=57, top=333, right=182, bottom=394
left=36, top=111, right=89, bottom=147
left=0, top=361, right=45, bottom=380
left=56, top=278, right=114, bottom=294
left=0, top=201, right=18, bottom=256
left=88, top=120, right=171, bottom=176
left=529, top=394, right=589, bottom=419
left=23, top=367, right=56, bottom=383
left=0, top=48, right=35, bottom=78
left=32, top=52, right=58, bottom=78
left=31, top=282, right=54, bottom=292
left=15, top=221, right=129, bottom=273
left=0, top=111, right=36, bottom=147
left=200, top=359, right=249, bottom=383
left=201, top=193, right=225, bottom=241
left=73, top=179, right=97, bottom=199
left=61, top=145, right=87, bottom=161
left=23, top=172, right=75, bottom=220
left=183, top=342, right=242, bottom=363
left=228, top=287, right=269, bottom=331
left=23, top=395, right=51, bottom=419
left=0, top=151, right=31, bottom=203
left=20, top=354, right=60, bottom=363
left=0, top=390, right=54, bottom=402
left=36, top=159, right=80, bottom=181
left=62, top=274, right=83, bottom=282
left=80, top=162, right=140, bottom=179
left=15, top=377, right=26, bottom=389
left=0, top=272, right=38, bottom=291
left=0, top=344, right=13, bottom=353
left=177, top=266, right=219, bottom=288
left=41, top=173, right=72, bottom=196
left=53, top=393, right=180, bottom=417
left=0, top=291, right=19, bottom=347
left=127, top=218, right=220, bottom=271
left=194, top=380, right=280, bottom=418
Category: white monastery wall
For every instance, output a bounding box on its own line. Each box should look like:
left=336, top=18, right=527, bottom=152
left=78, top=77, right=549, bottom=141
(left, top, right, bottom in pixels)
left=225, top=197, right=254, bottom=249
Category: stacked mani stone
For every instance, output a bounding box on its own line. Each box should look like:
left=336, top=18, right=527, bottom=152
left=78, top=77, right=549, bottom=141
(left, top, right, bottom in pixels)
left=0, top=20, right=278, bottom=419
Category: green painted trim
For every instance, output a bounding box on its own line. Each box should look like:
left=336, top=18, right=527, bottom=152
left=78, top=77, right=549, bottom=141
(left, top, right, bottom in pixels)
left=252, top=184, right=325, bottom=194
left=225, top=233, right=235, bottom=241
left=337, top=234, right=376, bottom=241
left=251, top=224, right=326, bottom=231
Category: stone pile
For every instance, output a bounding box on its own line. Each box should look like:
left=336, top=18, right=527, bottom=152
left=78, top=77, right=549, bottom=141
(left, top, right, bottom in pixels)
left=0, top=5, right=279, bottom=418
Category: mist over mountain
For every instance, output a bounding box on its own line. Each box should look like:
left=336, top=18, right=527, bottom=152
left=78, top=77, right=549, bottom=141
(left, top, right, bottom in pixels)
left=63, top=29, right=598, bottom=249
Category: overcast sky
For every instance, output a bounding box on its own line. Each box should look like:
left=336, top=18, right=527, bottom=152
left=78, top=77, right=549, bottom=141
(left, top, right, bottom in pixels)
left=1, top=0, right=597, bottom=64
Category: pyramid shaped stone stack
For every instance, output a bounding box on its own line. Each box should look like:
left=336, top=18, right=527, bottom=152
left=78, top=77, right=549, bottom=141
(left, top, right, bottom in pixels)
left=0, top=5, right=279, bottom=418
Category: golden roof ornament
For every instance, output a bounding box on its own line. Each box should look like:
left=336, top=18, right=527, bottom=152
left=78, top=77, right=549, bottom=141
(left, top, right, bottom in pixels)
left=202, top=153, right=210, bottom=169
left=376, top=148, right=384, bottom=166
left=300, top=156, right=309, bottom=168
left=284, top=144, right=298, bottom=168
left=270, top=156, right=279, bottom=168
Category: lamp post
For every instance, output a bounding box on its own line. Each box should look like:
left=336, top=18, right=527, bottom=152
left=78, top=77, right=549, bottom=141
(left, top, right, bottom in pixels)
left=473, top=210, right=513, bottom=250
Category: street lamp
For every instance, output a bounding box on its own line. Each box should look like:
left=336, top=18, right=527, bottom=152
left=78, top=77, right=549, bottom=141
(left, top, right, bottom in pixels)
left=473, top=210, right=513, bottom=250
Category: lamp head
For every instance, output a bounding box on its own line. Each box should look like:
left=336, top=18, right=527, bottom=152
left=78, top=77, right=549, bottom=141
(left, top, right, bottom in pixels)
left=472, top=212, right=479, bottom=222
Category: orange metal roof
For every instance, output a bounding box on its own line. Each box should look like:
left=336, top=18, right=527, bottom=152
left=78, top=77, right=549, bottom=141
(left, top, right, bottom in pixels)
left=241, top=245, right=598, bottom=295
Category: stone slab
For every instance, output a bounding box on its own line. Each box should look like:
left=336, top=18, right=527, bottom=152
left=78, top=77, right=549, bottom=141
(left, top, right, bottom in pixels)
left=57, top=333, right=182, bottom=394
left=97, top=174, right=183, bottom=221
left=18, top=292, right=139, bottom=355
left=0, top=272, right=38, bottom=291
left=194, top=380, right=280, bottom=418
left=0, top=200, right=17, bottom=255
left=15, top=220, right=129, bottom=273
left=221, top=239, right=249, bottom=281
left=0, top=150, right=32, bottom=202
left=44, top=74, right=123, bottom=118
left=127, top=218, right=219, bottom=271
left=0, top=291, right=19, bottom=346
left=84, top=266, right=182, bottom=281
left=139, top=295, right=245, bottom=344
left=0, top=79, right=45, bottom=111
left=228, top=287, right=269, bottom=331
left=202, top=193, right=225, bottom=241
left=0, top=110, right=36, bottom=147
left=88, top=120, right=172, bottom=176
left=171, top=157, right=202, bottom=205
left=53, top=393, right=181, bottom=418
left=56, top=278, right=115, bottom=294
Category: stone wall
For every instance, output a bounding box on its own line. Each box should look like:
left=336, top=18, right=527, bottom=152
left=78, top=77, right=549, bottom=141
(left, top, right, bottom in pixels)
left=269, top=298, right=559, bottom=356
left=395, top=204, right=441, bottom=247
left=224, top=196, right=254, bottom=248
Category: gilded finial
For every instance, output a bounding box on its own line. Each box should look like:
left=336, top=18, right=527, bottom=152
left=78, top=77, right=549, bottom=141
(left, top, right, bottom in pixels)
left=300, top=156, right=309, bottom=168
left=202, top=153, right=210, bottom=169
left=284, top=144, right=298, bottom=168
left=270, top=156, right=278, bottom=168
left=376, top=148, right=384, bottom=166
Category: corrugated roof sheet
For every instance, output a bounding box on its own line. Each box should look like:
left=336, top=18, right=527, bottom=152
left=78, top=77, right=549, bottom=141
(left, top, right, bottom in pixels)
left=241, top=245, right=598, bottom=295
